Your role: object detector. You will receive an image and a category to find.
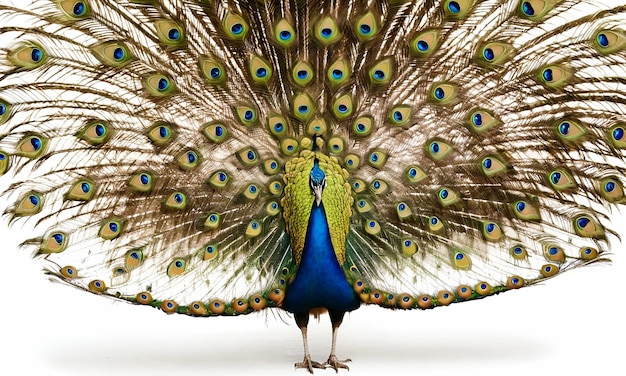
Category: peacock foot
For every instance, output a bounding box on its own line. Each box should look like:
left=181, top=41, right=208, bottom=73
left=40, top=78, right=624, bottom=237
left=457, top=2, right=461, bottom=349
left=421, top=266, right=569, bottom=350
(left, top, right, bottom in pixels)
left=323, top=355, right=351, bottom=372
left=295, top=356, right=325, bottom=374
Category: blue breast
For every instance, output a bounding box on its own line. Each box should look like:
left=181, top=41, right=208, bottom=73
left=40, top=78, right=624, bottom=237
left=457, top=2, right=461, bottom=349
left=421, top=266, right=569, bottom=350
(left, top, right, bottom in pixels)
left=282, top=202, right=360, bottom=313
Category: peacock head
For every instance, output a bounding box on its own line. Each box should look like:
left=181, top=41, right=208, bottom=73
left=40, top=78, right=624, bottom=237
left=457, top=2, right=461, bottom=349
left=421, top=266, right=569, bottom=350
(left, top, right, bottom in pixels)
left=309, top=158, right=326, bottom=207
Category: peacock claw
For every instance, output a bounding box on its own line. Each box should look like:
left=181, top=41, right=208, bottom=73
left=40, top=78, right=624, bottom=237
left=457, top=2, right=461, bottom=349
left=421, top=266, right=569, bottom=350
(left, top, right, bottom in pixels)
left=295, top=356, right=325, bottom=374
left=323, top=356, right=351, bottom=372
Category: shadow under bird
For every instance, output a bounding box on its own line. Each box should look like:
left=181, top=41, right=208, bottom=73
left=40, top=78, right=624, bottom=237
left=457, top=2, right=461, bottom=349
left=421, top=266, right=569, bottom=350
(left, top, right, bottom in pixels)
left=0, top=0, right=625, bottom=372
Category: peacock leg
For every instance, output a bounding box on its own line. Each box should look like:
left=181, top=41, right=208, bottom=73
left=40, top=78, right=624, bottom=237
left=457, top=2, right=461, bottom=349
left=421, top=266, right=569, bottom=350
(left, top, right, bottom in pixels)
left=294, top=311, right=325, bottom=373
left=323, top=310, right=351, bottom=372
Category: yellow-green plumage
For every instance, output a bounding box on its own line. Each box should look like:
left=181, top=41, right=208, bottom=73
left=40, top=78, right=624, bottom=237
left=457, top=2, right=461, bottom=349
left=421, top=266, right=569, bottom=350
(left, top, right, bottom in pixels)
left=283, top=149, right=352, bottom=265
left=0, top=0, right=625, bottom=373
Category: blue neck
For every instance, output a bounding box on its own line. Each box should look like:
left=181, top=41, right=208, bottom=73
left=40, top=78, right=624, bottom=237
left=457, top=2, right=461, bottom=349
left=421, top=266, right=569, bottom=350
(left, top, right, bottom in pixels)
left=282, top=203, right=359, bottom=313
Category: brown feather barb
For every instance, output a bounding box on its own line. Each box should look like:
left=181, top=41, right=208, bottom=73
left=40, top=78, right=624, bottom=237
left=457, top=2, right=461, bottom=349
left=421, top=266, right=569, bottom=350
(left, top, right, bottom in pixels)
left=0, top=0, right=625, bottom=374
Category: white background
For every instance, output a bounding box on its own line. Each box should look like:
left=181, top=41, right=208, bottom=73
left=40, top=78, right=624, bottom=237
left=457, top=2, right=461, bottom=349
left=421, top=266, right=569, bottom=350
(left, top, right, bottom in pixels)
left=1, top=0, right=625, bottom=374
left=1, top=215, right=624, bottom=375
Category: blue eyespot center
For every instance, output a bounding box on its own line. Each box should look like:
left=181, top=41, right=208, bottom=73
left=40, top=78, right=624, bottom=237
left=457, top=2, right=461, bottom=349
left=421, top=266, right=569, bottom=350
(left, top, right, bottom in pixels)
left=81, top=182, right=91, bottom=192
left=159, top=126, right=169, bottom=138
left=360, top=24, right=371, bottom=35
left=483, top=158, right=492, bottom=169
left=613, top=127, right=624, bottom=141
left=298, top=105, right=308, bottom=114
left=231, top=24, right=243, bottom=35
left=321, top=28, right=332, bottom=38
left=297, top=70, right=308, bottom=79
left=31, top=48, right=42, bottom=62
left=338, top=104, right=348, bottom=113
left=218, top=172, right=227, bottom=181
left=215, top=126, right=223, bottom=137
left=332, top=69, right=343, bottom=79
left=598, top=33, right=609, bottom=47
left=542, top=68, right=553, bottom=82
left=486, top=223, right=495, bottom=233
left=434, top=87, right=445, bottom=99
left=549, top=247, right=558, bottom=255
left=174, top=193, right=183, bottom=203
left=483, top=48, right=494, bottom=61
left=522, top=2, right=535, bottom=16
left=95, top=124, right=105, bottom=137
left=605, top=181, right=616, bottom=192
left=29, top=195, right=39, bottom=205
left=373, top=180, right=381, bottom=189
left=373, top=70, right=385, bottom=80
left=157, top=78, right=169, bottom=91
left=256, top=67, right=267, bottom=78
left=370, top=153, right=379, bottom=162
left=473, top=113, right=483, bottom=126
left=559, top=122, right=570, bottom=135
left=109, top=222, right=118, bottom=232
left=577, top=217, right=590, bottom=228
left=187, top=151, right=197, bottom=163
left=168, top=28, right=180, bottom=41
left=31, top=137, right=42, bottom=150
left=430, top=142, right=440, bottom=153
left=448, top=1, right=461, bottom=13
left=279, top=30, right=291, bottom=40
left=113, top=47, right=125, bottom=61
left=210, top=67, right=221, bottom=79
left=73, top=2, right=86, bottom=16
left=417, top=40, right=429, bottom=51
left=516, top=201, right=526, bottom=212
left=393, top=111, right=403, bottom=122
left=357, top=123, right=366, bottom=132
left=513, top=247, right=523, bottom=255
left=409, top=168, right=417, bottom=177
left=455, top=253, right=464, bottom=260
left=440, top=189, right=448, bottom=199
left=551, top=172, right=562, bottom=184
left=430, top=217, right=438, bottom=225
left=244, top=110, right=254, bottom=121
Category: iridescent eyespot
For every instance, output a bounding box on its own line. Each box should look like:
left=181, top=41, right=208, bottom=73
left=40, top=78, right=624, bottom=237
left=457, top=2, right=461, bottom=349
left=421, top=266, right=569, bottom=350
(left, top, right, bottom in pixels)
left=476, top=42, right=513, bottom=66
left=355, top=12, right=379, bottom=41
left=235, top=106, right=257, bottom=125
left=146, top=121, right=175, bottom=146
left=249, top=55, right=272, bottom=85
left=332, top=94, right=354, bottom=119
left=593, top=30, right=626, bottom=54
left=367, top=149, right=387, bottom=169
left=57, top=0, right=91, bottom=19
left=66, top=179, right=96, bottom=201
left=207, top=170, right=231, bottom=189
left=236, top=147, right=260, bottom=167
left=369, top=58, right=393, bottom=85
left=176, top=149, right=201, bottom=171
left=411, top=29, right=440, bottom=56
left=425, top=139, right=453, bottom=161
left=327, top=58, right=350, bottom=87
left=199, top=57, right=227, bottom=84
left=292, top=61, right=314, bottom=86
left=8, top=42, right=47, bottom=69
left=537, top=65, right=571, bottom=89
left=352, top=116, right=374, bottom=137
left=202, top=122, right=228, bottom=143
left=292, top=93, right=315, bottom=121
left=99, top=219, right=123, bottom=240
left=223, top=13, right=249, bottom=40
left=274, top=19, right=296, bottom=48
left=519, top=0, right=558, bottom=20
left=15, top=134, right=48, bottom=159
left=443, top=0, right=475, bottom=18
left=155, top=20, right=185, bottom=48
left=142, top=74, right=177, bottom=96
left=388, top=106, right=412, bottom=126
left=430, top=83, right=458, bottom=105
left=314, top=17, right=340, bottom=45
left=167, top=258, right=186, bottom=276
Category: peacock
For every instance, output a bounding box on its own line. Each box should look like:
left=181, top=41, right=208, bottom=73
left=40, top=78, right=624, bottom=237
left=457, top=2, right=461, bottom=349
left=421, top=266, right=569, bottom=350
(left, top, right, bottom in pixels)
left=0, top=0, right=625, bottom=373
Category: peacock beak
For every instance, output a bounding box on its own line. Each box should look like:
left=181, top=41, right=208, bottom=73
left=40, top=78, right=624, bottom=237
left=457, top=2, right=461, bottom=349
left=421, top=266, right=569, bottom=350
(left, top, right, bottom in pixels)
left=313, top=185, right=323, bottom=207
